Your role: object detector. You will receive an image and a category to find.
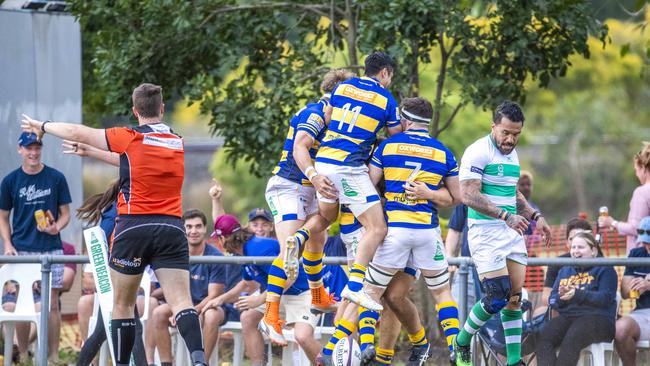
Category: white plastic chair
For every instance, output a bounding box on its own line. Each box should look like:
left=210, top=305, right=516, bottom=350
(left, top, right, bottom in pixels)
left=579, top=292, right=621, bottom=366
left=0, top=263, right=47, bottom=366
left=88, top=271, right=152, bottom=366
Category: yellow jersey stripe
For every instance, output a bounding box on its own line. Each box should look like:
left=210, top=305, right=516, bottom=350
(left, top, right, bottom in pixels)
left=384, top=167, right=443, bottom=185
left=334, top=84, right=388, bottom=110
left=317, top=146, right=349, bottom=162
left=383, top=143, right=447, bottom=162
left=387, top=210, right=432, bottom=225
left=331, top=107, right=381, bottom=134
left=323, top=130, right=364, bottom=145
left=384, top=192, right=427, bottom=206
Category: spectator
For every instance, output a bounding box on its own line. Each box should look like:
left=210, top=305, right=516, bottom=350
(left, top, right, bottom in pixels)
left=615, top=216, right=650, bottom=366
left=62, top=242, right=77, bottom=293
left=75, top=181, right=148, bottom=366
left=533, top=217, right=593, bottom=317
left=203, top=215, right=323, bottom=364
left=247, top=208, right=274, bottom=238
left=152, top=209, right=237, bottom=365
left=599, top=141, right=650, bottom=253
left=535, top=232, right=617, bottom=366
left=0, top=132, right=71, bottom=363
left=208, top=179, right=275, bottom=239
left=518, top=170, right=540, bottom=237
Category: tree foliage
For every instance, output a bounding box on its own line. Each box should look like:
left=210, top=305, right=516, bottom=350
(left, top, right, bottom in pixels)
left=71, top=0, right=607, bottom=176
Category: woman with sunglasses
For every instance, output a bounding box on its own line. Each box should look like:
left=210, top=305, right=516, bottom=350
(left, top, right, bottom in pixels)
left=599, top=142, right=650, bottom=253
left=614, top=216, right=650, bottom=366
left=535, top=232, right=617, bottom=366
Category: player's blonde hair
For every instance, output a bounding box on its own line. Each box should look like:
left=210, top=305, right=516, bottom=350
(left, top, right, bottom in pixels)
left=321, top=68, right=355, bottom=94
left=634, top=141, right=650, bottom=171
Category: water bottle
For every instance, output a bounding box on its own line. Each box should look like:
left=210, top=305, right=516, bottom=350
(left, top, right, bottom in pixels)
left=596, top=206, right=608, bottom=243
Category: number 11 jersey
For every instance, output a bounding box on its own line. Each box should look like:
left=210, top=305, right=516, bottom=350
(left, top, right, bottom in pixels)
left=316, top=76, right=400, bottom=167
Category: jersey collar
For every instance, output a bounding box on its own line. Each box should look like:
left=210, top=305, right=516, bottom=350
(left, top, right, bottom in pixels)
left=360, top=76, right=381, bottom=87
left=406, top=128, right=430, bottom=137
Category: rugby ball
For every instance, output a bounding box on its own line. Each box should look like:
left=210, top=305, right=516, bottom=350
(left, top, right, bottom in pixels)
left=333, top=336, right=361, bottom=366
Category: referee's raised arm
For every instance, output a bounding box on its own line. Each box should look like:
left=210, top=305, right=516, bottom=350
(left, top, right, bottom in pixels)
left=21, top=113, right=108, bottom=151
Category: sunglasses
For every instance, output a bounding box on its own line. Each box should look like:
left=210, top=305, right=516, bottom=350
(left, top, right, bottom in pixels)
left=637, top=229, right=650, bottom=235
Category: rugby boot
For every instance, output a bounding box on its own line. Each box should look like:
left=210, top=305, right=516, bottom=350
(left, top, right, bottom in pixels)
left=406, top=343, right=430, bottom=366
left=341, top=286, right=383, bottom=311
left=283, top=236, right=300, bottom=281
left=453, top=337, right=472, bottom=366
left=360, top=345, right=376, bottom=366
left=258, top=305, right=287, bottom=347
left=310, top=285, right=339, bottom=314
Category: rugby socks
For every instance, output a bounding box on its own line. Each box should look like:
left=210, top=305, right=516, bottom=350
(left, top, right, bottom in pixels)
left=436, top=301, right=460, bottom=351
left=358, top=307, right=380, bottom=352
left=500, top=308, right=523, bottom=365
left=294, top=227, right=311, bottom=248
left=111, top=318, right=137, bottom=366
left=347, top=263, right=367, bottom=292
left=303, top=250, right=324, bottom=288
left=175, top=308, right=207, bottom=365
left=323, top=319, right=356, bottom=356
left=408, top=327, right=429, bottom=347
left=456, top=302, right=492, bottom=347
left=375, top=347, right=395, bottom=364
left=267, top=258, right=286, bottom=301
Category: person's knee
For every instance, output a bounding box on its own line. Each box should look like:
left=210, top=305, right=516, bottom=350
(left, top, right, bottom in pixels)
left=203, top=308, right=224, bottom=328
left=480, top=275, right=512, bottom=314
left=153, top=305, right=171, bottom=325
left=615, top=317, right=638, bottom=341
left=3, top=302, right=16, bottom=312
left=293, top=325, right=315, bottom=346
left=240, top=310, right=258, bottom=329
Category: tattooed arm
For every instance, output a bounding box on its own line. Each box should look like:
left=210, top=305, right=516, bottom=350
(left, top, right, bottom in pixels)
left=516, top=190, right=536, bottom=219
left=460, top=179, right=503, bottom=218
left=461, top=179, right=529, bottom=234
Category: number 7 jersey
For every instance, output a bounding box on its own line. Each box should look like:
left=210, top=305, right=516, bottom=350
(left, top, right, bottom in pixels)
left=316, top=76, right=400, bottom=167
left=371, top=129, right=458, bottom=229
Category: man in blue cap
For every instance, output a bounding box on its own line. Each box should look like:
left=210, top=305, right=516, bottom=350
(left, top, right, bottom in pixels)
left=0, top=132, right=71, bottom=363
left=615, top=216, right=650, bottom=366
left=247, top=208, right=274, bottom=238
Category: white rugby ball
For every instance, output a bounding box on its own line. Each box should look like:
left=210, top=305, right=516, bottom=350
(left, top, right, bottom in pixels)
left=333, top=336, right=361, bottom=366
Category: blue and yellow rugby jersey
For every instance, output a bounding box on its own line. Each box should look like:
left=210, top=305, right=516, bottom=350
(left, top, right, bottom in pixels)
left=272, top=99, right=328, bottom=185
left=339, top=205, right=362, bottom=234
left=316, top=77, right=400, bottom=167
left=370, top=129, right=458, bottom=229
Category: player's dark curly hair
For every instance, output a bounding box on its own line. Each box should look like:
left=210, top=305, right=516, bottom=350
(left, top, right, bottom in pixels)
left=364, top=51, right=396, bottom=77
left=493, top=100, right=525, bottom=125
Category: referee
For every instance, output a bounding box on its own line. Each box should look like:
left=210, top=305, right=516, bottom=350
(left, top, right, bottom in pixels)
left=21, top=83, right=207, bottom=366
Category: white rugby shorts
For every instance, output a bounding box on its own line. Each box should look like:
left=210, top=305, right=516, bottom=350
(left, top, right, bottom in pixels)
left=468, top=222, right=527, bottom=274
left=265, top=175, right=318, bottom=224
left=372, top=226, right=448, bottom=271
left=314, top=162, right=380, bottom=217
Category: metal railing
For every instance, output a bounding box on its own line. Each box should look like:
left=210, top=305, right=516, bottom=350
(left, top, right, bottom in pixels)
left=1, top=255, right=649, bottom=365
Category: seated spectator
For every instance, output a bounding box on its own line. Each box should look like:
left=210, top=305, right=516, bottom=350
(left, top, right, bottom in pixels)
left=533, top=217, right=593, bottom=317
left=152, top=209, right=237, bottom=366
left=615, top=216, right=650, bottom=366
left=62, top=242, right=77, bottom=293
left=535, top=232, right=617, bottom=366
left=203, top=215, right=324, bottom=365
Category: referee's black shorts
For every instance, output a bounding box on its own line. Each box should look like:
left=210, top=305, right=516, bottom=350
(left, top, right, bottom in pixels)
left=109, top=214, right=189, bottom=275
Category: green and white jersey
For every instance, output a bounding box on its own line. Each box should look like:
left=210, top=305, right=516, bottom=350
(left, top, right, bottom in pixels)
left=459, top=135, right=520, bottom=225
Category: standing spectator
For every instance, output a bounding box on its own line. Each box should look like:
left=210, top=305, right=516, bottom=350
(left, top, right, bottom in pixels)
left=599, top=141, right=650, bottom=253
left=533, top=217, right=593, bottom=317
left=615, top=216, right=650, bottom=366
left=535, top=232, right=617, bottom=366
left=0, top=132, right=71, bottom=363
left=153, top=209, right=236, bottom=365
left=518, top=170, right=540, bottom=237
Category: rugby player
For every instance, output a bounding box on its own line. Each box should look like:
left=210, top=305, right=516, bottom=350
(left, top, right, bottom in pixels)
left=21, top=83, right=208, bottom=366
left=356, top=97, right=461, bottom=366
left=260, top=69, right=354, bottom=344
left=286, top=51, right=402, bottom=312
left=453, top=101, right=551, bottom=366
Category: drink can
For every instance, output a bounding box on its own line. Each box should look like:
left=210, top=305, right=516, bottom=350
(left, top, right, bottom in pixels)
left=34, top=209, right=47, bottom=230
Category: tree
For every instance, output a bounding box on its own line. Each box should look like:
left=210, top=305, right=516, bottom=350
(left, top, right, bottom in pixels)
left=72, top=0, right=607, bottom=176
